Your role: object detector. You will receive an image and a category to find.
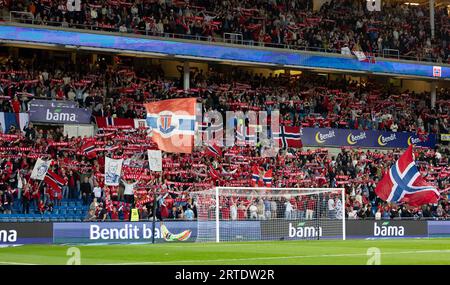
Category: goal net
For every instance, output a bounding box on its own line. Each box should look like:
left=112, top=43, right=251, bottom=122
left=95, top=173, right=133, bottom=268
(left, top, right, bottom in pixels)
left=194, top=187, right=345, bottom=243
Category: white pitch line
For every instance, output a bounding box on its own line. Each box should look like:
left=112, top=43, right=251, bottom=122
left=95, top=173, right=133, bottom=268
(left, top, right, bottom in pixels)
left=0, top=261, right=37, bottom=265
left=99, top=249, right=450, bottom=265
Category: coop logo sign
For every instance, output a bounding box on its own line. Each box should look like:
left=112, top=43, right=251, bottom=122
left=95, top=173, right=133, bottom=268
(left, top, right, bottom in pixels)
left=347, top=132, right=367, bottom=145
left=29, top=99, right=92, bottom=125
left=289, top=222, right=322, bottom=238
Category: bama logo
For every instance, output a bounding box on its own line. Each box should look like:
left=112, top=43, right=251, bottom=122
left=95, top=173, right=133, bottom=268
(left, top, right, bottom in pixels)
left=373, top=222, right=405, bottom=237
left=0, top=229, right=17, bottom=243
left=347, top=132, right=367, bottom=145
left=288, top=222, right=322, bottom=238
left=315, top=130, right=335, bottom=144
left=377, top=134, right=397, bottom=146
left=46, top=109, right=77, bottom=122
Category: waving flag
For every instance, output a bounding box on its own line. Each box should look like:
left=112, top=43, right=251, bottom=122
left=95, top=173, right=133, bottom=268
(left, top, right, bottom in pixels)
left=44, top=170, right=66, bottom=194
left=0, top=112, right=29, bottom=134
left=145, top=98, right=196, bottom=154
left=273, top=126, right=303, bottom=148
left=147, top=149, right=162, bottom=172
left=205, top=143, right=222, bottom=158
left=251, top=165, right=261, bottom=187
left=81, top=141, right=97, bottom=159
left=209, top=165, right=221, bottom=181
left=105, top=157, right=123, bottom=186
left=262, top=169, right=273, bottom=187
left=375, top=145, right=440, bottom=207
left=30, top=158, right=52, bottom=180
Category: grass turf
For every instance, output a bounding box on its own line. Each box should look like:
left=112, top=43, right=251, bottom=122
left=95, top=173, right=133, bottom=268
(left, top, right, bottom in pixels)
left=1, top=238, right=450, bottom=265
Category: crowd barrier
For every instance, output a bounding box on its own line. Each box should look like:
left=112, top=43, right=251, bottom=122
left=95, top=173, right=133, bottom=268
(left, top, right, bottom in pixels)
left=0, top=220, right=448, bottom=245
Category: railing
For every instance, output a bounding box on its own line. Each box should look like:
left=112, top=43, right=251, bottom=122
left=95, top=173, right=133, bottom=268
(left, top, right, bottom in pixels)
left=8, top=11, right=34, bottom=25
left=224, top=33, right=243, bottom=45
left=2, top=12, right=443, bottom=64
left=383, top=48, right=400, bottom=60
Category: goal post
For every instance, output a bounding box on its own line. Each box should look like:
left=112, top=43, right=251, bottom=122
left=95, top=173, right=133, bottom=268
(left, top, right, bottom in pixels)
left=194, top=187, right=346, bottom=243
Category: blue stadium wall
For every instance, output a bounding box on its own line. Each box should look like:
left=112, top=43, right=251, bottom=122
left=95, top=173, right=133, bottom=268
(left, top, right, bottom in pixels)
left=0, top=24, right=449, bottom=79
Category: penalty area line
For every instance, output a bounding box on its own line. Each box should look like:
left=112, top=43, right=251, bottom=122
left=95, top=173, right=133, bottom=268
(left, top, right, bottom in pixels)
left=99, top=249, right=450, bottom=265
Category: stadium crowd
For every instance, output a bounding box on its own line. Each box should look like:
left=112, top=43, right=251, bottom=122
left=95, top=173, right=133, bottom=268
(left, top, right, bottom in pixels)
left=1, top=0, right=449, bottom=62
left=0, top=54, right=449, bottom=222
left=0, top=55, right=448, bottom=134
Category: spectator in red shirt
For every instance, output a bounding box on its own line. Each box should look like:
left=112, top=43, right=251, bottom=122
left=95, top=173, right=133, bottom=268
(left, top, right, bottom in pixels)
left=11, top=97, right=20, bottom=113
left=221, top=205, right=230, bottom=220
left=306, top=197, right=316, bottom=220
left=21, top=184, right=31, bottom=214
left=110, top=207, right=119, bottom=221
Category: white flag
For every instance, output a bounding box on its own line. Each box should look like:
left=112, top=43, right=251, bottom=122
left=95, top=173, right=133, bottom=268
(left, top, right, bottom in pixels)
left=352, top=50, right=367, bottom=62
left=341, top=47, right=351, bottom=55
left=105, top=157, right=123, bottom=186
left=30, top=158, right=52, bottom=181
left=148, top=150, right=162, bottom=172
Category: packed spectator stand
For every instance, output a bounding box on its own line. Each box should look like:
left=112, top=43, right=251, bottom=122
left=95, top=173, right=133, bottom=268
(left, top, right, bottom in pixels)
left=0, top=52, right=449, bottom=223
left=1, top=0, right=450, bottom=63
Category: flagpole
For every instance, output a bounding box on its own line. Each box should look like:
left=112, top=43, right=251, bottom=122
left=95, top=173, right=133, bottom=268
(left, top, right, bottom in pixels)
left=151, top=186, right=157, bottom=244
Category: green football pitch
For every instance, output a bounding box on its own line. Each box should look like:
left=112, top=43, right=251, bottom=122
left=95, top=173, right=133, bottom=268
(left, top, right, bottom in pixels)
left=1, top=239, right=450, bottom=265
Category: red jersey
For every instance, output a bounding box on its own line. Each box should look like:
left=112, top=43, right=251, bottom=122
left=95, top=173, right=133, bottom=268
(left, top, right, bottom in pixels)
left=110, top=211, right=119, bottom=221
left=221, top=207, right=230, bottom=220
left=306, top=199, right=316, bottom=210
left=123, top=210, right=130, bottom=221
left=237, top=207, right=246, bottom=220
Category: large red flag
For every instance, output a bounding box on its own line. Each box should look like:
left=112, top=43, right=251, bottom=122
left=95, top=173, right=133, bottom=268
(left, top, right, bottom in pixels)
left=144, top=98, right=196, bottom=154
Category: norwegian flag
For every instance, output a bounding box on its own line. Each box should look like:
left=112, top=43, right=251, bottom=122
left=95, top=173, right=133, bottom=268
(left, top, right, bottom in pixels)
left=209, top=165, right=221, bottom=181
left=273, top=126, right=303, bottom=148
left=236, top=125, right=257, bottom=146
left=44, top=170, right=66, bottom=194
left=81, top=141, right=97, bottom=159
left=205, top=143, right=222, bottom=158
left=251, top=165, right=261, bottom=187
left=375, top=145, right=440, bottom=207
left=261, top=169, right=273, bottom=187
